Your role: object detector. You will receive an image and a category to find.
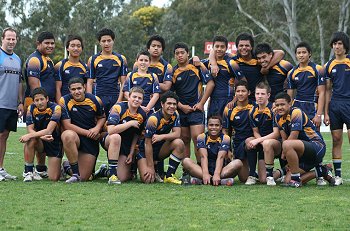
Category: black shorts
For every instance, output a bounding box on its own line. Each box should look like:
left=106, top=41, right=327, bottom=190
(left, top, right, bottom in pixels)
left=329, top=100, right=350, bottom=130
left=179, top=110, right=205, bottom=127
left=79, top=135, right=99, bottom=157
left=299, top=140, right=326, bottom=171
left=0, top=108, right=18, bottom=133
left=43, top=140, right=63, bottom=158
left=136, top=141, right=166, bottom=161
left=100, top=133, right=131, bottom=157
left=208, top=98, right=230, bottom=118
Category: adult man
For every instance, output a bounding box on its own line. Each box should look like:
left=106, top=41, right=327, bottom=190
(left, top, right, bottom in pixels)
left=87, top=28, right=128, bottom=114
left=182, top=115, right=242, bottom=185
left=210, top=33, right=284, bottom=101
left=0, top=27, right=23, bottom=181
left=222, top=80, right=253, bottom=183
left=275, top=92, right=332, bottom=187
left=55, top=35, right=87, bottom=101
left=137, top=91, right=185, bottom=184
left=324, top=31, right=350, bottom=185
left=24, top=31, right=56, bottom=177
left=20, top=87, right=62, bottom=182
left=287, top=42, right=325, bottom=128
left=172, top=42, right=214, bottom=163
left=245, top=82, right=282, bottom=185
left=60, top=77, right=106, bottom=183
left=255, top=43, right=293, bottom=102
left=202, top=35, right=245, bottom=117
left=98, top=87, right=147, bottom=184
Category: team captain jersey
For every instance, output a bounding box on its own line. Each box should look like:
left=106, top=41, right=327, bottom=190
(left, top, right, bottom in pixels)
left=107, top=101, right=147, bottom=154
left=87, top=51, right=127, bottom=97
left=249, top=102, right=275, bottom=137
left=265, top=60, right=293, bottom=101
left=55, top=58, right=87, bottom=96
left=171, top=60, right=212, bottom=107
left=138, top=109, right=180, bottom=156
left=24, top=50, right=56, bottom=101
left=60, top=93, right=105, bottom=130
left=197, top=132, right=230, bottom=174
left=123, top=71, right=161, bottom=107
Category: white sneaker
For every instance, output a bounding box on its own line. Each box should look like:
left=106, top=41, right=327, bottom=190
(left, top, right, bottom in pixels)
left=35, top=170, right=48, bottom=178
left=334, top=176, right=343, bottom=186
left=317, top=177, right=327, bottom=186
left=266, top=176, right=276, bottom=186
left=23, top=172, right=34, bottom=182
left=155, top=173, right=164, bottom=183
left=245, top=176, right=258, bottom=185
left=0, top=169, right=17, bottom=180
left=0, top=174, right=5, bottom=181
left=33, top=171, right=43, bottom=181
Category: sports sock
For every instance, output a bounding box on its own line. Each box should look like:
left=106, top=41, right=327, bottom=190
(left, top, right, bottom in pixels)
left=265, top=163, right=274, bottom=177
left=70, top=162, right=80, bottom=175
left=333, top=159, right=342, bottom=177
left=156, top=160, right=165, bottom=177
left=315, top=164, right=323, bottom=178
left=36, top=165, right=47, bottom=172
left=291, top=173, right=301, bottom=182
left=108, top=159, right=118, bottom=176
left=247, top=150, right=257, bottom=177
left=24, top=163, right=34, bottom=173
left=166, top=154, right=181, bottom=178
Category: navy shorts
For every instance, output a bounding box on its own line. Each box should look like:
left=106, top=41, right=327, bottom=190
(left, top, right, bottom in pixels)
left=0, top=108, right=18, bottom=133
left=179, top=110, right=205, bottom=127
left=100, top=95, right=119, bottom=116
left=207, top=98, right=230, bottom=118
left=100, top=133, right=131, bottom=157
left=79, top=135, right=100, bottom=157
left=299, top=140, right=326, bottom=171
left=329, top=100, right=350, bottom=130
left=293, top=100, right=317, bottom=120
left=43, top=139, right=63, bottom=158
left=136, top=141, right=165, bottom=161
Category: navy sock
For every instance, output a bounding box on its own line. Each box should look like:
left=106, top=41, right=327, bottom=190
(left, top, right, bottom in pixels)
left=265, top=164, right=274, bottom=177
left=36, top=165, right=47, bottom=172
left=247, top=150, right=257, bottom=176
left=108, top=159, right=118, bottom=176
left=333, top=159, right=342, bottom=177
left=156, top=160, right=165, bottom=177
left=315, top=164, right=323, bottom=178
left=291, top=173, right=301, bottom=182
left=70, top=162, right=80, bottom=175
left=166, top=154, right=181, bottom=178
left=24, top=163, right=34, bottom=173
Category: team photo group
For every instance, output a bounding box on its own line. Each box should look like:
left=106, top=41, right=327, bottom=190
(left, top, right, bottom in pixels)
left=1, top=26, right=349, bottom=188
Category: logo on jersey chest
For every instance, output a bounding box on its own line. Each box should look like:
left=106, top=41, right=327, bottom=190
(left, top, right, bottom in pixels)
left=98, top=64, right=103, bottom=67
left=235, top=116, right=240, bottom=120
left=65, top=70, right=70, bottom=74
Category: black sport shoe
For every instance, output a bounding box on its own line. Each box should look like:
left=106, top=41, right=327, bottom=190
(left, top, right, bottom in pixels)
left=284, top=180, right=302, bottom=188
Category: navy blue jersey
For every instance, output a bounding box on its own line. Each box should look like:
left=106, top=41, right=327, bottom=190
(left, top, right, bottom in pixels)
left=249, top=102, right=275, bottom=137
left=197, top=132, right=230, bottom=163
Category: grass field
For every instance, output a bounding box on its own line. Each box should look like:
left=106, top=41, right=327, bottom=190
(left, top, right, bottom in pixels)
left=1, top=128, right=350, bottom=231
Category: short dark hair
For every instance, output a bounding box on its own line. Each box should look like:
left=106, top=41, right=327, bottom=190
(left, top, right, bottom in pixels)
left=274, top=92, right=291, bottom=103
left=236, top=32, right=254, bottom=49
left=97, top=28, right=115, bottom=41
left=68, top=77, right=84, bottom=88
left=31, top=87, right=48, bottom=99
left=37, top=31, right=55, bottom=43
left=136, top=50, right=151, bottom=60
left=161, top=91, right=179, bottom=104
left=235, top=80, right=249, bottom=91
left=2, top=27, right=17, bottom=39
left=330, top=31, right=350, bottom=53
left=207, top=114, right=223, bottom=125
left=66, top=35, right=84, bottom=50
left=255, top=43, right=273, bottom=55
left=213, top=35, right=228, bottom=48
left=295, top=41, right=312, bottom=54
left=147, top=34, right=165, bottom=50
left=173, top=42, right=189, bottom=53
left=256, top=81, right=271, bottom=94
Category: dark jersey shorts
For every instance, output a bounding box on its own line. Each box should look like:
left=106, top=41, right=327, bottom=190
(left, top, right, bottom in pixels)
left=136, top=140, right=166, bottom=161
left=101, top=133, right=132, bottom=157
left=79, top=135, right=100, bottom=157
left=293, top=100, right=317, bottom=120
left=179, top=110, right=205, bottom=127
left=0, top=108, right=18, bottom=133
left=329, top=100, right=350, bottom=130
left=299, top=140, right=326, bottom=171
left=207, top=98, right=229, bottom=118
left=43, top=139, right=63, bottom=158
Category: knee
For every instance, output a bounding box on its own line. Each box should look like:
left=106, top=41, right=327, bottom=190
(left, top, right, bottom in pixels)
left=332, top=135, right=342, bottom=146
left=182, top=157, right=192, bottom=169
left=0, top=131, right=10, bottom=141
left=61, top=130, right=77, bottom=143
left=49, top=174, right=60, bottom=182
left=262, top=139, right=273, bottom=149
left=282, top=141, right=292, bottom=152
left=109, top=134, right=121, bottom=145
left=173, top=139, right=185, bottom=152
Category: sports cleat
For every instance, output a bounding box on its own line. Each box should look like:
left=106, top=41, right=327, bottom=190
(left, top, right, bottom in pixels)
left=33, top=171, right=43, bottom=181
left=65, top=174, right=80, bottom=183
left=35, top=170, right=48, bottom=178
left=190, top=177, right=203, bottom=185
left=0, top=169, right=17, bottom=180
left=108, top=174, right=121, bottom=184
left=266, top=176, right=276, bottom=186
left=0, top=174, right=5, bottom=181
left=164, top=174, right=182, bottom=185
left=316, top=177, right=327, bottom=186
left=245, top=176, right=258, bottom=185
left=334, top=176, right=343, bottom=186
left=94, top=164, right=107, bottom=179
left=60, top=166, right=67, bottom=181
left=220, top=178, right=234, bottom=186
left=284, top=180, right=302, bottom=188
left=155, top=173, right=164, bottom=183
left=23, top=172, right=34, bottom=182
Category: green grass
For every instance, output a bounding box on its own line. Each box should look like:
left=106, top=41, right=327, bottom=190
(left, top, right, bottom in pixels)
left=1, top=128, right=350, bottom=230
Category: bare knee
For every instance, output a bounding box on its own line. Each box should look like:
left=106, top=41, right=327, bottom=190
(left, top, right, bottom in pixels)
left=108, top=134, right=121, bottom=145
left=182, top=157, right=192, bottom=170
left=61, top=130, right=77, bottom=143
left=172, top=139, right=185, bottom=153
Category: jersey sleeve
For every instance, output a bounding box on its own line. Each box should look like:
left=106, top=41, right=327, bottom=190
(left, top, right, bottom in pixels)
left=51, top=105, right=62, bottom=122
left=316, top=65, right=326, bottom=86
left=290, top=108, right=303, bottom=132
left=25, top=105, right=35, bottom=126
left=199, top=62, right=212, bottom=84
left=87, top=56, right=95, bottom=79
left=144, top=115, right=158, bottom=138
left=121, top=55, right=128, bottom=76
left=287, top=69, right=296, bottom=89
left=26, top=57, right=41, bottom=78
left=196, top=133, right=206, bottom=149
left=152, top=73, right=161, bottom=94
left=222, top=107, right=231, bottom=129
left=228, top=59, right=245, bottom=80
left=59, top=97, right=70, bottom=120
left=123, top=72, right=132, bottom=92
left=54, top=61, right=62, bottom=81
left=173, top=111, right=181, bottom=127
left=219, top=134, right=230, bottom=152
left=95, top=96, right=105, bottom=117
left=163, top=63, right=173, bottom=82
left=107, top=104, right=122, bottom=126
left=249, top=107, right=257, bottom=128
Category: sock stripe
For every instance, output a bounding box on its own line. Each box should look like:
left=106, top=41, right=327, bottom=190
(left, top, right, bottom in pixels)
left=170, top=154, right=181, bottom=163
